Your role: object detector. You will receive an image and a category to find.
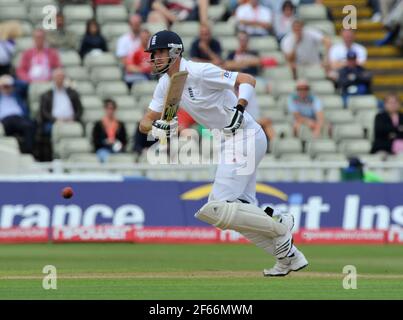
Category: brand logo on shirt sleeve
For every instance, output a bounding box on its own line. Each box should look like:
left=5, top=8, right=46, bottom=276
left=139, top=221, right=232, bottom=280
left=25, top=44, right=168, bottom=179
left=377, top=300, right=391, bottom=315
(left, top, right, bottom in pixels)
left=222, top=71, right=232, bottom=79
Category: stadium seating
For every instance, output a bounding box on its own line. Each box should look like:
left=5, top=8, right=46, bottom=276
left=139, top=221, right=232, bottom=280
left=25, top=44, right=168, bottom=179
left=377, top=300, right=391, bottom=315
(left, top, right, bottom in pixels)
left=298, top=4, right=328, bottom=21
left=96, top=5, right=128, bottom=24
left=59, top=137, right=92, bottom=159
left=63, top=5, right=94, bottom=23
left=1, top=0, right=400, bottom=182
left=270, top=138, right=303, bottom=157
left=306, top=139, right=337, bottom=157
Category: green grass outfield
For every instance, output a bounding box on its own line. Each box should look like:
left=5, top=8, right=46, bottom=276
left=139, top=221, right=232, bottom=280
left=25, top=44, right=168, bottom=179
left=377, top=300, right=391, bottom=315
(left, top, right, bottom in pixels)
left=0, top=243, right=402, bottom=299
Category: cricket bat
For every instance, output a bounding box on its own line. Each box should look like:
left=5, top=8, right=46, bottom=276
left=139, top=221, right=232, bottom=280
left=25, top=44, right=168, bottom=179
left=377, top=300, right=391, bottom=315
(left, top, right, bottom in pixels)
left=160, top=70, right=188, bottom=144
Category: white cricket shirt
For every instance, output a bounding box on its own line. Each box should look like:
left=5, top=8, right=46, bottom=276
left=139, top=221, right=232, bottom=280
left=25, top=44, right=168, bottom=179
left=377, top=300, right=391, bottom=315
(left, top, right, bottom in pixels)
left=149, top=58, right=261, bottom=132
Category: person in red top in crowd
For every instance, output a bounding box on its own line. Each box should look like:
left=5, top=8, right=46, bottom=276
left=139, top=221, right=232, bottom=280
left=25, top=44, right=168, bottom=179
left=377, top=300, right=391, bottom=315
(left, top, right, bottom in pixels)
left=124, top=29, right=152, bottom=88
left=17, top=29, right=61, bottom=83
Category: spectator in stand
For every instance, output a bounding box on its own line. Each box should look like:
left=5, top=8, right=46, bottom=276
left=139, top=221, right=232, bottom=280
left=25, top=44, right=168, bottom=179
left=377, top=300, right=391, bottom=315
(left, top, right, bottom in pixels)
left=225, top=31, right=259, bottom=76
left=124, top=29, right=152, bottom=88
left=147, top=0, right=209, bottom=27
left=336, top=51, right=372, bottom=107
left=328, top=29, right=367, bottom=79
left=46, top=12, right=77, bottom=51
left=79, top=19, right=108, bottom=59
left=116, top=14, right=143, bottom=86
left=0, top=75, right=35, bottom=154
left=92, top=98, right=127, bottom=163
left=116, top=14, right=142, bottom=66
left=235, top=0, right=273, bottom=37
left=371, top=93, right=403, bottom=155
left=273, top=0, right=296, bottom=42
left=281, top=19, right=331, bottom=79
left=190, top=24, right=222, bottom=65
left=288, top=79, right=324, bottom=139
left=17, top=29, right=61, bottom=83
left=39, top=68, right=83, bottom=136
left=0, top=21, right=22, bottom=76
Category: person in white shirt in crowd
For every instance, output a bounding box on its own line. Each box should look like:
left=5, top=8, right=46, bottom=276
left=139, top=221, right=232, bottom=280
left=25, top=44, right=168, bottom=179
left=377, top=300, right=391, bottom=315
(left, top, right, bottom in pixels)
left=236, top=0, right=273, bottom=37
left=0, top=75, right=35, bottom=154
left=39, top=68, right=83, bottom=136
left=273, top=0, right=296, bottom=42
left=281, top=19, right=331, bottom=78
left=116, top=14, right=143, bottom=66
left=328, top=29, right=367, bottom=79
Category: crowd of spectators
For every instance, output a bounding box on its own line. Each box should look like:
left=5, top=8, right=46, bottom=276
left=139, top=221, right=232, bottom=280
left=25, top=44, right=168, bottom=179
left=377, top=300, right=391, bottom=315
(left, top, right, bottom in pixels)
left=0, top=0, right=402, bottom=163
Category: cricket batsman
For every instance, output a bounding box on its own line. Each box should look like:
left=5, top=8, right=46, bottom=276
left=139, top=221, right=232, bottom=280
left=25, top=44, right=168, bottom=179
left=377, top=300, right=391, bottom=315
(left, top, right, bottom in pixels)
left=139, top=30, right=308, bottom=276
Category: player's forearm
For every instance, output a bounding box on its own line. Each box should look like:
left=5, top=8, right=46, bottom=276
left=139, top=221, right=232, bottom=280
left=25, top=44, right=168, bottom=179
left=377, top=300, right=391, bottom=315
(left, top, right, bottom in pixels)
left=235, top=73, right=256, bottom=108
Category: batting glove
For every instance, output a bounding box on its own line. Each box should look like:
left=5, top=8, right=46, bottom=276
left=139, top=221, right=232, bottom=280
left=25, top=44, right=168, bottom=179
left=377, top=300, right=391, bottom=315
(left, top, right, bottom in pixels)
left=151, top=118, right=178, bottom=139
left=223, top=104, right=244, bottom=135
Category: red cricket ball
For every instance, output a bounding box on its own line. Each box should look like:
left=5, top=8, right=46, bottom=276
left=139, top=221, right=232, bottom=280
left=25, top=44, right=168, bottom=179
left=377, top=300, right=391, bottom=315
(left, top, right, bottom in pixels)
left=62, top=187, right=74, bottom=199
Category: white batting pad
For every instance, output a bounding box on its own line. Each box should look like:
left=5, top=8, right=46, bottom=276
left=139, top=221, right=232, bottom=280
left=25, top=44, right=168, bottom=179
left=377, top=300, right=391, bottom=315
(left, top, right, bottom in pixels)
left=194, top=201, right=288, bottom=238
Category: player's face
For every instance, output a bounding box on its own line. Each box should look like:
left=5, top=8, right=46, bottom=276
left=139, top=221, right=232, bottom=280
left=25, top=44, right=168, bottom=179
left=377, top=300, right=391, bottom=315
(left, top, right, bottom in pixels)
left=151, top=49, right=170, bottom=73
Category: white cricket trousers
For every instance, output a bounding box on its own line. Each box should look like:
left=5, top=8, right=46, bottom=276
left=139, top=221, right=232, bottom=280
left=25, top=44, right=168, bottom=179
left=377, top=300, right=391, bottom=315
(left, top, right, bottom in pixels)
left=209, top=127, right=267, bottom=205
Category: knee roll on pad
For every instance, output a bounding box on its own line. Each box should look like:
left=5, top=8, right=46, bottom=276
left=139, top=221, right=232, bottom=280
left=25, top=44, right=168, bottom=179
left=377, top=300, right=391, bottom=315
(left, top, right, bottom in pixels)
left=194, top=201, right=288, bottom=238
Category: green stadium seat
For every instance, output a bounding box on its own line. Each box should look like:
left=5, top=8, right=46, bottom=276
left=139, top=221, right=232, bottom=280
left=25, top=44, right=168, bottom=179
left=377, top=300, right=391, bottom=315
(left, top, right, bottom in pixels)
left=208, top=4, right=226, bottom=21
left=84, top=52, right=117, bottom=68
left=306, top=20, right=336, bottom=35
left=112, top=95, right=136, bottom=109
left=81, top=95, right=103, bottom=110
left=307, top=139, right=337, bottom=157
left=0, top=5, right=28, bottom=20
left=298, top=4, right=327, bottom=21
left=64, top=5, right=94, bottom=23
left=279, top=153, right=312, bottom=161
left=59, top=137, right=92, bottom=159
left=82, top=108, right=104, bottom=123
left=65, top=66, right=91, bottom=81
left=249, top=36, right=278, bottom=52
left=262, top=66, right=293, bottom=80
left=96, top=5, right=128, bottom=24
left=131, top=81, right=158, bottom=98
left=67, top=153, right=99, bottom=163
left=270, top=138, right=303, bottom=157
left=171, top=21, right=200, bottom=37
left=212, top=22, right=236, bottom=37
left=260, top=109, right=286, bottom=122
left=60, top=51, right=81, bottom=66
left=90, top=67, right=122, bottom=84
left=72, top=81, right=95, bottom=95
left=347, top=95, right=378, bottom=113
left=96, top=81, right=128, bottom=98
left=102, top=22, right=130, bottom=41
left=116, top=109, right=143, bottom=122
left=297, top=65, right=326, bottom=80
left=333, top=123, right=364, bottom=142
left=310, top=80, right=335, bottom=95
left=324, top=109, right=355, bottom=124
left=320, top=95, right=344, bottom=109
left=271, top=80, right=297, bottom=98
left=338, top=139, right=372, bottom=157
left=272, top=123, right=293, bottom=138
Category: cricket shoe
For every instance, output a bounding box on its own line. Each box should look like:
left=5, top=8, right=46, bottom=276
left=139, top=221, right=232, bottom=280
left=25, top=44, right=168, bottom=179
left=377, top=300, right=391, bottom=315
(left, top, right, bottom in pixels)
left=263, top=249, right=308, bottom=277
